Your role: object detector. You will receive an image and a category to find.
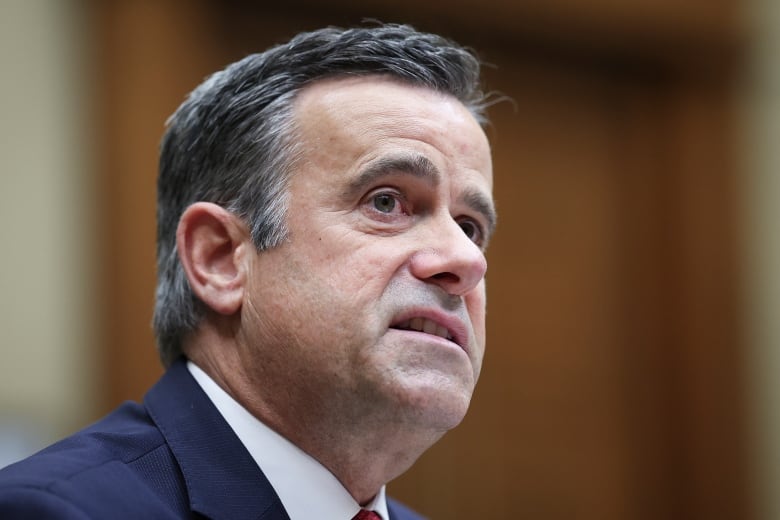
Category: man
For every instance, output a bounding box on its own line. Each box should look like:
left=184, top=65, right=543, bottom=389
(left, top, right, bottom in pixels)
left=0, top=23, right=496, bottom=519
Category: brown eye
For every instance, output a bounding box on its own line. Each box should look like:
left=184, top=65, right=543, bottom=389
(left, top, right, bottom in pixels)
left=373, top=193, right=397, bottom=213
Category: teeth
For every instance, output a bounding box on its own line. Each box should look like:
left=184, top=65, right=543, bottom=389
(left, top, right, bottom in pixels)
left=436, top=325, right=450, bottom=339
left=397, top=317, right=452, bottom=341
left=410, top=317, right=424, bottom=331
left=423, top=319, right=437, bottom=334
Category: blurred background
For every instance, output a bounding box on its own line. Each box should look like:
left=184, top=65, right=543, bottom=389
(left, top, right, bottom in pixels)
left=1, top=0, right=778, bottom=518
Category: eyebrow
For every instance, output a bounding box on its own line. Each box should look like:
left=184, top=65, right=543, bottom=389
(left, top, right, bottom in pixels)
left=462, top=188, right=497, bottom=240
left=347, top=153, right=441, bottom=195
left=348, top=152, right=497, bottom=237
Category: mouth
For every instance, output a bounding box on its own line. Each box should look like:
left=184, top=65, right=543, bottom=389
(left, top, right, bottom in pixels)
left=392, top=317, right=454, bottom=342
left=389, top=309, right=469, bottom=352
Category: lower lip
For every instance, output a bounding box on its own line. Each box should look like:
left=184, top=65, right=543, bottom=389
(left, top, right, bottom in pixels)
left=389, top=328, right=466, bottom=354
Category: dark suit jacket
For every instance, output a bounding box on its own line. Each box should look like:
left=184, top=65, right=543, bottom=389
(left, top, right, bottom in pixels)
left=0, top=359, right=424, bottom=519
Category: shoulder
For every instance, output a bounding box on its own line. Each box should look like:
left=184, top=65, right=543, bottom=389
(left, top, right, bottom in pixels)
left=0, top=401, right=186, bottom=518
left=387, top=497, right=428, bottom=520
left=0, top=401, right=163, bottom=487
left=0, top=486, right=92, bottom=519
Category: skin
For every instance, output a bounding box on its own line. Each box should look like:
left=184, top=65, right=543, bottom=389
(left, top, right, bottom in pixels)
left=178, top=76, right=495, bottom=505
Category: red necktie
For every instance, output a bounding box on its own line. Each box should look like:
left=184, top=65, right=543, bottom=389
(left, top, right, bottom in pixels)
left=352, top=510, right=382, bottom=520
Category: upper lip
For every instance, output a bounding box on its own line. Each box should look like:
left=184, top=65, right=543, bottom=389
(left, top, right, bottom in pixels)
left=389, top=308, right=470, bottom=352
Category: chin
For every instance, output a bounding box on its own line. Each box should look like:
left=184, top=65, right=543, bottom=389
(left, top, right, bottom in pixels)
left=395, top=379, right=474, bottom=432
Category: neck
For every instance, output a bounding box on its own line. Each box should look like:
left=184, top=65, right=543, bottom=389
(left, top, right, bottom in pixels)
left=183, top=326, right=443, bottom=504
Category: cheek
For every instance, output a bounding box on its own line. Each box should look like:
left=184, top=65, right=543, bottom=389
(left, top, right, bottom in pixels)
left=466, top=285, right=487, bottom=337
left=329, top=242, right=407, bottom=296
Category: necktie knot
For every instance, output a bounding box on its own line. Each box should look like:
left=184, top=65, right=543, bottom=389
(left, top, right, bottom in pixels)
left=352, top=509, right=382, bottom=520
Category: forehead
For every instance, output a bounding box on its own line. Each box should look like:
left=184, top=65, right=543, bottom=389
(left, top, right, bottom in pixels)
left=291, top=76, right=493, bottom=187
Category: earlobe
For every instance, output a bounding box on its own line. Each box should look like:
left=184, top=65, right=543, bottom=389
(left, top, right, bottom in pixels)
left=176, top=202, right=248, bottom=315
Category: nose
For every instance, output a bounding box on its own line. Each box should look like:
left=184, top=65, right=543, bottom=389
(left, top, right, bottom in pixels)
left=409, top=217, right=488, bottom=296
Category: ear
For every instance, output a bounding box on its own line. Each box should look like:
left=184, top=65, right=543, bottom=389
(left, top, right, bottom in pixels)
left=176, top=202, right=249, bottom=315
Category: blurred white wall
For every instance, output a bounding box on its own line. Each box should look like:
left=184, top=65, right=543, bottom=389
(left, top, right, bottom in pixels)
left=0, top=0, right=97, bottom=467
left=744, top=0, right=780, bottom=518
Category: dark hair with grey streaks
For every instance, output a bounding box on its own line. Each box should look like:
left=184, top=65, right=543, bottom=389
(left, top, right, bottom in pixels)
left=154, top=23, right=489, bottom=366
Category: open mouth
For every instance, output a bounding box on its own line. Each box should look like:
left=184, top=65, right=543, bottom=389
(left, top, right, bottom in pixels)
left=392, top=317, right=454, bottom=342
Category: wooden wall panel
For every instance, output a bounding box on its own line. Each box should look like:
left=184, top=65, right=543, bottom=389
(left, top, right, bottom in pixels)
left=94, top=0, right=224, bottom=406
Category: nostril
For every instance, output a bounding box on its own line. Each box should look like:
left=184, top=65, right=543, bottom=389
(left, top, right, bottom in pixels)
left=432, top=272, right=459, bottom=283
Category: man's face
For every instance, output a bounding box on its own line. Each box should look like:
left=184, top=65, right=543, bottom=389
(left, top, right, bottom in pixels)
left=240, top=77, right=494, bottom=433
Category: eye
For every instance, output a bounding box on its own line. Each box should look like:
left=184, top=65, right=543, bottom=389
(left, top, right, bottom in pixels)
left=363, top=189, right=408, bottom=218
left=458, top=218, right=484, bottom=246
left=373, top=193, right=398, bottom=214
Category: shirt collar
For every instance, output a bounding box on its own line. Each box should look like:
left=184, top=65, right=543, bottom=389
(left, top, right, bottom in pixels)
left=188, top=361, right=389, bottom=520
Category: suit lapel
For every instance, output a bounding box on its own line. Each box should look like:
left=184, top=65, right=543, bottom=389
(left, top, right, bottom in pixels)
left=144, top=359, right=290, bottom=520
left=387, top=497, right=425, bottom=520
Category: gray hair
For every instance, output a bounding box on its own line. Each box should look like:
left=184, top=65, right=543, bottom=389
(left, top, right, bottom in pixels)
left=154, top=23, right=489, bottom=366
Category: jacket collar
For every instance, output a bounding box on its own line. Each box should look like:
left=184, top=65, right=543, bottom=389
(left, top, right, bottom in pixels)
left=144, top=358, right=289, bottom=520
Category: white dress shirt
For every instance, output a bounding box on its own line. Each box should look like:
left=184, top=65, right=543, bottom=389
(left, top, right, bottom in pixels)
left=188, top=361, right=389, bottom=520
